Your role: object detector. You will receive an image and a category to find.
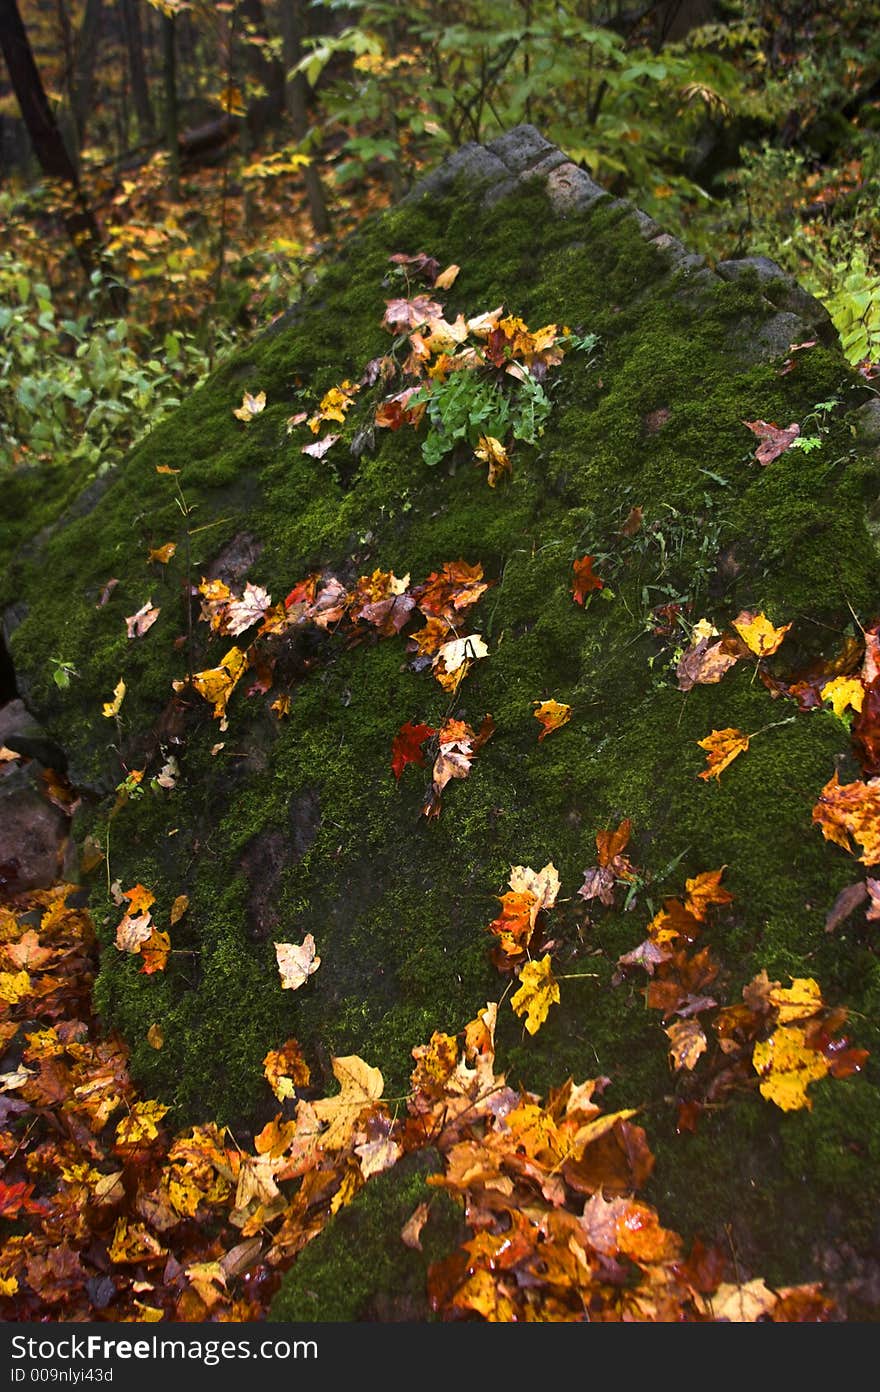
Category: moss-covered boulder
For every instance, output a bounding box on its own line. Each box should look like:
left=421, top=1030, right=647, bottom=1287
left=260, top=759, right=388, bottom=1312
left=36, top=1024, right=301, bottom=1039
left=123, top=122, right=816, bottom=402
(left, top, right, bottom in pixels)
left=5, top=125, right=880, bottom=1306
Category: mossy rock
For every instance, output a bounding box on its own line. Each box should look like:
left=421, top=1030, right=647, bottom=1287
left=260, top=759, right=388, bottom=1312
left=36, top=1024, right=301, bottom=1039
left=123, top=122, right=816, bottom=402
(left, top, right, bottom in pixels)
left=268, top=1149, right=464, bottom=1322
left=5, top=125, right=880, bottom=1311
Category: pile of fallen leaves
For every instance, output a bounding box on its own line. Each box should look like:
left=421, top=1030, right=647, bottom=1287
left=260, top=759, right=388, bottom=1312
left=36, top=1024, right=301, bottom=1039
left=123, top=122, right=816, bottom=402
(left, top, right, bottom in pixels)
left=0, top=880, right=849, bottom=1322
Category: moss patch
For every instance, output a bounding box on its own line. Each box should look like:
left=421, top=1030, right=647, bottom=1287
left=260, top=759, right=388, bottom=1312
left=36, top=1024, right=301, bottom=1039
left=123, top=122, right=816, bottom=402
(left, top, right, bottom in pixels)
left=268, top=1150, right=464, bottom=1322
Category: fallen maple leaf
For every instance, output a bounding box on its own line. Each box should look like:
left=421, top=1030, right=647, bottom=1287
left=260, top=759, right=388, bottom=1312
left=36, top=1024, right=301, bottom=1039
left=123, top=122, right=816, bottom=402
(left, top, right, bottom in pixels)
left=401, top=1200, right=430, bottom=1250
left=264, top=1039, right=311, bottom=1100
left=125, top=601, right=160, bottom=639
left=572, top=555, right=604, bottom=606
left=533, top=699, right=572, bottom=740
left=752, top=1025, right=829, bottom=1110
left=684, top=868, right=732, bottom=920
left=732, top=609, right=792, bottom=657
left=225, top=582, right=272, bottom=637
left=148, top=543, right=176, bottom=565
left=233, top=390, right=266, bottom=422
left=474, top=435, right=510, bottom=487
left=822, top=675, right=865, bottom=719
left=312, top=1055, right=384, bottom=1150
left=275, top=935, right=320, bottom=991
left=102, top=678, right=126, bottom=718
left=179, top=646, right=248, bottom=719
left=666, top=1019, right=707, bottom=1072
left=812, top=772, right=880, bottom=864
left=511, top=955, right=560, bottom=1035
left=676, top=636, right=741, bottom=692
left=422, top=714, right=495, bottom=818
left=742, top=419, right=800, bottom=465
left=432, top=633, right=488, bottom=690
left=391, top=721, right=436, bottom=781
left=434, top=263, right=460, bottom=291
left=697, top=728, right=750, bottom=781
left=301, top=434, right=339, bottom=459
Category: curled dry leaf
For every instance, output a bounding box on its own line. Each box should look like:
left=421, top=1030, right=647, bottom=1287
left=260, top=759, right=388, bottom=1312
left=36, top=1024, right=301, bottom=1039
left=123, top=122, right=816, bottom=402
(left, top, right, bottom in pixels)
left=401, top=1201, right=430, bottom=1251
left=301, top=434, right=339, bottom=459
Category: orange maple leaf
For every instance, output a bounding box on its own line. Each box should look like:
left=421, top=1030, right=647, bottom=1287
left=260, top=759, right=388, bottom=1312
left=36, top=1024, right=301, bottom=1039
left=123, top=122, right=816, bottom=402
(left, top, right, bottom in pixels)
left=732, top=609, right=792, bottom=658
left=533, top=699, right=572, bottom=740
left=572, top=555, right=604, bottom=606
left=697, top=728, right=750, bottom=781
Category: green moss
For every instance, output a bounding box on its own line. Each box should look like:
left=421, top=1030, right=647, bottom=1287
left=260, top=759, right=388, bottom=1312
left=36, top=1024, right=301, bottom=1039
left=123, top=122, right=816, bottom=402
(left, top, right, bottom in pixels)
left=268, top=1150, right=465, bottom=1322
left=9, top=164, right=880, bottom=1303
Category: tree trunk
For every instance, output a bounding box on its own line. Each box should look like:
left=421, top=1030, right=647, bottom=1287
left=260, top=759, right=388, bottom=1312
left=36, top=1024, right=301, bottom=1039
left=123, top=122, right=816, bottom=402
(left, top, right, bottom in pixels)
left=0, top=0, right=124, bottom=307
left=238, top=0, right=285, bottom=139
left=120, top=0, right=155, bottom=140
left=71, top=0, right=105, bottom=149
left=161, top=12, right=180, bottom=197
left=280, top=0, right=330, bottom=236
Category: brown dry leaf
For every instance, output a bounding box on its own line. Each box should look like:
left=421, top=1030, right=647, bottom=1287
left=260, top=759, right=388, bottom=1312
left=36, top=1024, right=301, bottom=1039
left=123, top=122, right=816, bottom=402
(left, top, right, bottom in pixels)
left=126, top=602, right=161, bottom=640
left=665, top=1019, right=707, bottom=1072
left=264, top=1039, right=311, bottom=1100
left=275, top=935, right=320, bottom=991
left=697, top=728, right=750, bottom=782
left=474, top=435, right=511, bottom=487
left=533, top=699, right=572, bottom=741
left=401, top=1200, right=431, bottom=1250
left=312, top=1056, right=384, bottom=1151
left=824, top=881, right=868, bottom=933
left=676, top=637, right=741, bottom=692
left=169, top=894, right=189, bottom=926
left=742, top=419, right=800, bottom=465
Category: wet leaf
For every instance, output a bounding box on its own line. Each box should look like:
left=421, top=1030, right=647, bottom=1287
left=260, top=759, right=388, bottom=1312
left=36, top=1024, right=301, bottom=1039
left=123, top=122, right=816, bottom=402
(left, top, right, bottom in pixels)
left=275, top=935, right=320, bottom=992
left=533, top=699, right=572, bottom=741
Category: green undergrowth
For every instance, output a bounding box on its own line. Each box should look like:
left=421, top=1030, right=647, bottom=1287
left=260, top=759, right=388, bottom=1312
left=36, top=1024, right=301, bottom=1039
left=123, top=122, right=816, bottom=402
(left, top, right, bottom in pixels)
left=6, top=172, right=880, bottom=1301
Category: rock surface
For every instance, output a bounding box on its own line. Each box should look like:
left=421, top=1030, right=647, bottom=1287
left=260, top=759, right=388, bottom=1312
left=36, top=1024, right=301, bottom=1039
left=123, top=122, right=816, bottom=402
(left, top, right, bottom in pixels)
left=4, top=126, right=880, bottom=1309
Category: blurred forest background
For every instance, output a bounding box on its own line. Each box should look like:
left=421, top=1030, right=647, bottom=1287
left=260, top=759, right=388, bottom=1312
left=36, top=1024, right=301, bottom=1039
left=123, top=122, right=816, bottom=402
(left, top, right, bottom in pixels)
left=1, top=0, right=878, bottom=483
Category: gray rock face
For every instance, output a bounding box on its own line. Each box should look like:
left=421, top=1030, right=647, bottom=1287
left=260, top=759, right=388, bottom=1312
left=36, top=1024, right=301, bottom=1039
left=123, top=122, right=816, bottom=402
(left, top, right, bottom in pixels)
left=0, top=698, right=76, bottom=893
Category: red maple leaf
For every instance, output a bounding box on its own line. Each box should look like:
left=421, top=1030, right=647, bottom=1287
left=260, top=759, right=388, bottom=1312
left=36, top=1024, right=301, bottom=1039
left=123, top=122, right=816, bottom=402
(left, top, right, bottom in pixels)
left=391, top=722, right=437, bottom=781
left=572, top=555, right=604, bottom=606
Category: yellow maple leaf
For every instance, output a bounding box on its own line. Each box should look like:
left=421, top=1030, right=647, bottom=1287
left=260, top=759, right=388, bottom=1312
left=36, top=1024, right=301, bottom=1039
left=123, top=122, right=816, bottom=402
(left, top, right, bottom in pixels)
left=511, top=955, right=560, bottom=1035
left=233, top=390, right=266, bottom=422
left=184, top=646, right=248, bottom=719
left=821, top=675, right=864, bottom=719
left=115, top=1100, right=170, bottom=1146
left=474, top=434, right=511, bottom=487
left=752, top=1024, right=829, bottom=1110
left=102, top=678, right=126, bottom=718
left=148, top=542, right=176, bottom=564
left=768, top=976, right=823, bottom=1023
left=533, top=698, right=572, bottom=741
left=697, top=727, right=750, bottom=781
left=312, top=1055, right=385, bottom=1150
left=0, top=971, right=31, bottom=1005
left=732, top=609, right=792, bottom=657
